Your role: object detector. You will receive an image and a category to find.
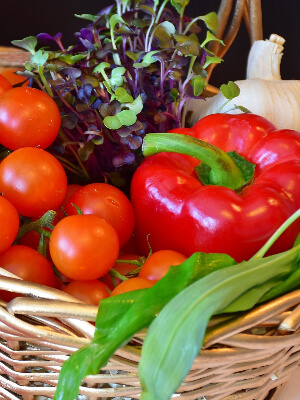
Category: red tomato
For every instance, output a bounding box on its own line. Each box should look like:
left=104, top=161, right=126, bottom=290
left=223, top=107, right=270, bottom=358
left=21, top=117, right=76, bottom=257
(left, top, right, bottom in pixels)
left=0, top=244, right=55, bottom=302
left=0, top=147, right=67, bottom=217
left=63, top=280, right=110, bottom=305
left=139, top=250, right=187, bottom=282
left=0, top=74, right=13, bottom=96
left=49, top=214, right=120, bottom=281
left=0, top=195, right=19, bottom=254
left=0, top=87, right=61, bottom=150
left=55, top=183, right=82, bottom=220
left=64, top=183, right=135, bottom=247
left=102, top=253, right=141, bottom=289
left=0, top=68, right=28, bottom=87
left=110, top=276, right=154, bottom=296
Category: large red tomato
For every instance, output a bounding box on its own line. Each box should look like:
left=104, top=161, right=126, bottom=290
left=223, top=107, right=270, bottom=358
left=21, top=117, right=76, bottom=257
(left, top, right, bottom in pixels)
left=0, top=245, right=56, bottom=302
left=0, top=87, right=61, bottom=150
left=0, top=196, right=19, bottom=254
left=0, top=74, right=13, bottom=97
left=0, top=147, right=67, bottom=217
left=49, top=214, right=120, bottom=281
left=64, top=183, right=135, bottom=247
left=63, top=280, right=110, bottom=306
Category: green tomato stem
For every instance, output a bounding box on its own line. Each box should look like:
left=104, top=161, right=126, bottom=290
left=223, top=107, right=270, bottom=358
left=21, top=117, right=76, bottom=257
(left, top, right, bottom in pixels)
left=142, top=132, right=246, bottom=190
left=16, top=210, right=57, bottom=242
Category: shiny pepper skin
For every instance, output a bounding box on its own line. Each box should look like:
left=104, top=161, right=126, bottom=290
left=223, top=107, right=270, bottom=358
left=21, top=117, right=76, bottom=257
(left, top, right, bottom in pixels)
left=130, top=113, right=300, bottom=262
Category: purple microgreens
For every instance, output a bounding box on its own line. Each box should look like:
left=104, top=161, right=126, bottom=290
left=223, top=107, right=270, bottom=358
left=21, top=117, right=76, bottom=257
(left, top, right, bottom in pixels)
left=36, top=32, right=65, bottom=52
left=12, top=0, right=222, bottom=187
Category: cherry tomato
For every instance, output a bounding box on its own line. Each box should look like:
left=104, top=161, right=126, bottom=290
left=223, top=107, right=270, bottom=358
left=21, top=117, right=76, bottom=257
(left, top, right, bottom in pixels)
left=63, top=280, right=110, bottom=305
left=102, top=253, right=141, bottom=289
left=49, top=214, right=120, bottom=280
left=0, top=195, right=19, bottom=254
left=0, top=74, right=13, bottom=96
left=0, top=87, right=61, bottom=150
left=0, top=68, right=28, bottom=87
left=0, top=244, right=55, bottom=302
left=110, top=276, right=154, bottom=296
left=55, top=183, right=82, bottom=220
left=139, top=250, right=187, bottom=282
left=64, top=182, right=135, bottom=247
left=0, top=147, right=67, bottom=217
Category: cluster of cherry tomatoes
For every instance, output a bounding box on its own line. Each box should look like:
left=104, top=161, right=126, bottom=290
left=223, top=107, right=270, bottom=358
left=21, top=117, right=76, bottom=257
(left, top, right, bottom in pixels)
left=0, top=70, right=187, bottom=306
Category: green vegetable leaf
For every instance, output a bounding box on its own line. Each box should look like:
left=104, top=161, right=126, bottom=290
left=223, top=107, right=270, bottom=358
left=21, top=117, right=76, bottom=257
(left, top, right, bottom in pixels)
left=74, top=13, right=99, bottom=22
left=201, top=30, right=224, bottom=48
left=139, top=4, right=155, bottom=16
left=115, top=87, right=134, bottom=103
left=53, top=252, right=235, bottom=400
left=125, top=51, right=144, bottom=61
left=220, top=81, right=240, bottom=100
left=93, top=62, right=111, bottom=74
left=199, top=12, right=218, bottom=34
left=234, top=105, right=252, bottom=113
left=202, top=54, right=223, bottom=69
left=170, top=0, right=190, bottom=14
left=110, top=14, right=126, bottom=31
left=78, top=141, right=95, bottom=162
left=11, top=36, right=37, bottom=55
left=138, top=246, right=300, bottom=400
left=175, top=40, right=199, bottom=56
left=154, top=22, right=176, bottom=48
left=31, top=49, right=49, bottom=67
left=110, top=67, right=126, bottom=87
left=103, top=109, right=137, bottom=129
left=133, top=51, right=160, bottom=68
left=191, top=76, right=207, bottom=96
left=118, top=109, right=137, bottom=125
left=125, top=95, right=144, bottom=115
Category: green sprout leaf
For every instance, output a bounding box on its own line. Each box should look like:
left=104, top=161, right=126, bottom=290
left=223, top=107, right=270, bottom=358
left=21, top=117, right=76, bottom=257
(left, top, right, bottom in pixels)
left=78, top=141, right=95, bottom=162
left=170, top=0, right=190, bottom=14
left=158, top=21, right=176, bottom=36
left=175, top=40, right=199, bottom=56
left=11, top=36, right=38, bottom=55
left=110, top=14, right=126, bottom=31
left=201, top=31, right=224, bottom=48
left=139, top=4, right=155, bottom=16
left=74, top=13, right=99, bottom=22
left=125, top=51, right=144, bottom=61
left=115, top=87, right=134, bottom=103
left=220, top=81, right=240, bottom=100
left=199, top=12, right=218, bottom=34
left=110, top=67, right=126, bottom=87
left=103, top=110, right=137, bottom=129
left=133, top=51, right=160, bottom=68
left=31, top=49, right=49, bottom=67
left=191, top=76, right=207, bottom=96
left=202, top=54, right=223, bottom=69
left=124, top=95, right=144, bottom=115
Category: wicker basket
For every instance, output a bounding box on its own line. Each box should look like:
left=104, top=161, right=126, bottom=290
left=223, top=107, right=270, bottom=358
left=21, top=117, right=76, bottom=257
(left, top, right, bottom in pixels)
left=1, top=266, right=300, bottom=400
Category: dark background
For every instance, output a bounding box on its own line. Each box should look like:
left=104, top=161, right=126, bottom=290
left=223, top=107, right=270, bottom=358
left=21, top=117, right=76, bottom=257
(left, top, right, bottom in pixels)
left=1, top=0, right=299, bottom=87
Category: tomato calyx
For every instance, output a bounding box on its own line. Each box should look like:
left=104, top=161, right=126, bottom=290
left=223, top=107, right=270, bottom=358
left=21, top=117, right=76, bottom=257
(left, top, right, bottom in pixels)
left=108, top=256, right=146, bottom=284
left=16, top=210, right=57, bottom=242
left=142, top=132, right=256, bottom=191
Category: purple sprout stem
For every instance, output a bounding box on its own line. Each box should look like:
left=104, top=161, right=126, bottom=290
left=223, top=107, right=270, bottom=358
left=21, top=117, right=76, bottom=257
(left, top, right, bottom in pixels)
left=56, top=91, right=90, bottom=128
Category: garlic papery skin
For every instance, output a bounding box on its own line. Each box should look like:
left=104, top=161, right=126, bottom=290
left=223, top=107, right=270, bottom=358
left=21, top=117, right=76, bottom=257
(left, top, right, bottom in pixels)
left=188, top=34, right=300, bottom=131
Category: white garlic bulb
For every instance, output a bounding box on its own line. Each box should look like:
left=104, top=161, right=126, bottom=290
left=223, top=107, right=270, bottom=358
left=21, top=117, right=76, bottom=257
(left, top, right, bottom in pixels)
left=188, top=34, right=300, bottom=131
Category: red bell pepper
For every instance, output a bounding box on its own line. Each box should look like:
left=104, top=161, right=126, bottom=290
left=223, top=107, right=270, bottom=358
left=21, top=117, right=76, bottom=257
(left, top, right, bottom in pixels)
left=130, top=114, right=300, bottom=262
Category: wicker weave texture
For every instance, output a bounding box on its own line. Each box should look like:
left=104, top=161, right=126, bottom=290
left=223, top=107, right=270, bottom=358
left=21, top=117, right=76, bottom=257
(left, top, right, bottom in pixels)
left=0, top=271, right=300, bottom=400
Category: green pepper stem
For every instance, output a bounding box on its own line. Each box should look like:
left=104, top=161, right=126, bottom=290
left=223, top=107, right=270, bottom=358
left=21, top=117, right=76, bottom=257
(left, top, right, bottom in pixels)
left=142, top=132, right=246, bottom=190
